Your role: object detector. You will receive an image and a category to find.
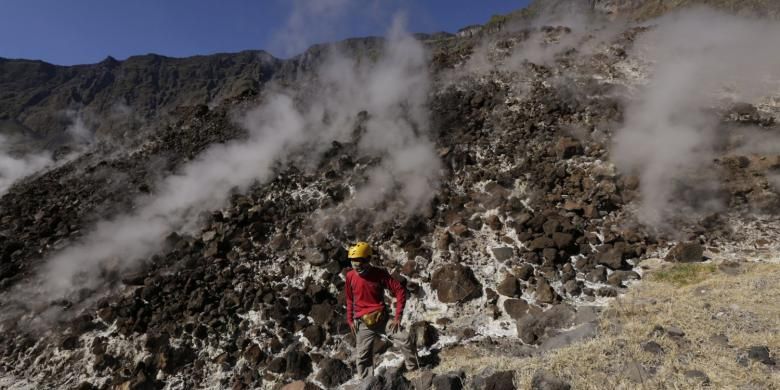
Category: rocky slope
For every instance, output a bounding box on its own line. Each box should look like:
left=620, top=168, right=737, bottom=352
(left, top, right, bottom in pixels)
left=1, top=1, right=780, bottom=389
left=0, top=51, right=279, bottom=150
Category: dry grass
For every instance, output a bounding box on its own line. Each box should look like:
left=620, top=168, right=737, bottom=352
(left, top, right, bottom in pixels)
left=649, top=263, right=717, bottom=286
left=429, top=261, right=780, bottom=389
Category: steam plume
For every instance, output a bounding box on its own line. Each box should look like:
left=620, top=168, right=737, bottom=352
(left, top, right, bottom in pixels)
left=612, top=8, right=780, bottom=227
left=0, top=134, right=53, bottom=195
left=2, top=13, right=439, bottom=322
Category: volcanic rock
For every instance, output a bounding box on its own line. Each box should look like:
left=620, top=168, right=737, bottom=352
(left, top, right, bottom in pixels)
left=641, top=341, right=664, bottom=355
left=491, top=247, right=514, bottom=261
left=309, top=303, right=335, bottom=326
left=746, top=346, right=775, bottom=365
left=595, top=246, right=624, bottom=269
left=607, top=270, right=640, bottom=287
left=529, top=236, right=555, bottom=251
left=563, top=280, right=581, bottom=296
left=285, top=351, right=312, bottom=380
left=482, top=371, right=516, bottom=390
left=281, top=381, right=322, bottom=390
left=683, top=370, right=710, bottom=384
left=431, top=372, right=464, bottom=390
left=531, top=370, right=570, bottom=390
left=410, top=321, right=438, bottom=349
left=555, top=137, right=583, bottom=159
left=552, top=232, right=574, bottom=249
left=303, top=325, right=325, bottom=347
left=586, top=267, right=607, bottom=283
left=516, top=304, right=576, bottom=344
left=535, top=277, right=559, bottom=304
left=412, top=371, right=435, bottom=390
left=315, top=358, right=351, bottom=388
left=503, top=299, right=531, bottom=320
left=243, top=344, right=265, bottom=366
left=497, top=274, right=521, bottom=297
left=360, top=367, right=410, bottom=390
left=431, top=263, right=482, bottom=303
left=665, top=242, right=704, bottom=262
left=514, top=264, right=534, bottom=281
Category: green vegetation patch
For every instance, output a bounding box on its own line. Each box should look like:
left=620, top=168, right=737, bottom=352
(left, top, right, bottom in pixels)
left=650, top=263, right=717, bottom=286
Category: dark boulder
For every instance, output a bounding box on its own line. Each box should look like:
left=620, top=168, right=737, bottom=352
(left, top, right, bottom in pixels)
left=516, top=304, right=576, bottom=344
left=491, top=247, right=514, bottom=261
left=665, top=242, right=704, bottom=262
left=531, top=370, right=570, bottom=390
left=503, top=299, right=531, bottom=320
left=243, top=344, right=265, bottom=366
left=60, top=335, right=80, bottom=350
left=552, top=232, right=573, bottom=249
left=483, top=371, right=516, bottom=390
left=410, top=321, right=438, bottom=349
left=529, top=236, right=555, bottom=251
left=281, top=381, right=322, bottom=390
left=595, top=247, right=624, bottom=269
left=586, top=267, right=607, bottom=283
left=432, top=372, right=464, bottom=390
left=268, top=357, right=287, bottom=373
left=683, top=370, right=710, bottom=384
left=431, top=264, right=482, bottom=303
left=303, top=325, right=325, bottom=347
left=497, top=274, right=521, bottom=297
left=515, top=264, right=534, bottom=281
left=315, top=358, right=352, bottom=388
left=535, top=278, right=559, bottom=304
left=287, top=293, right=312, bottom=316
left=360, top=367, right=411, bottom=390
left=285, top=351, right=312, bottom=380
left=309, top=302, right=335, bottom=326
left=607, top=271, right=640, bottom=287
left=555, top=137, right=583, bottom=159
left=412, top=370, right=435, bottom=390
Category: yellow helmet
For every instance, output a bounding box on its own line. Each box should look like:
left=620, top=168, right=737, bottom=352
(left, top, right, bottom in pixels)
left=348, top=242, right=373, bottom=259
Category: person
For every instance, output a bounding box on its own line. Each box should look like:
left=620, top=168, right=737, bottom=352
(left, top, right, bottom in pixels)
left=345, top=241, right=418, bottom=379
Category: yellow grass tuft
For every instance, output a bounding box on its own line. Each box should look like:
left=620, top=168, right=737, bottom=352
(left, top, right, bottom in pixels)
left=649, top=262, right=717, bottom=286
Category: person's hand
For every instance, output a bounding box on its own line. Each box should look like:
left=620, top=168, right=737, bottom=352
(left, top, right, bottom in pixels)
left=388, top=318, right=401, bottom=333
left=349, top=322, right=356, bottom=336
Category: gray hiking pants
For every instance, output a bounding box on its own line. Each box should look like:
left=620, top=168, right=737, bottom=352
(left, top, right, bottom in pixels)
left=355, top=315, right=417, bottom=379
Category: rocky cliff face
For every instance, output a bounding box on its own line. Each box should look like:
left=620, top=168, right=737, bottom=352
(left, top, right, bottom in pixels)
left=0, top=51, right=280, bottom=150
left=1, top=2, right=780, bottom=390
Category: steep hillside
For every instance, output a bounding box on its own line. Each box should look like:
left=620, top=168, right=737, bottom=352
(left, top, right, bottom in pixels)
left=1, top=2, right=780, bottom=390
left=0, top=51, right=280, bottom=149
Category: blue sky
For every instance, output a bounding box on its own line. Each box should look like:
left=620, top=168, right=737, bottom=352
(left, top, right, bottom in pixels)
left=0, top=0, right=530, bottom=65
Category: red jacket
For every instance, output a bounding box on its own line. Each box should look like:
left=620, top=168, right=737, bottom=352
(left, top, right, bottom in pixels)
left=345, top=266, right=406, bottom=327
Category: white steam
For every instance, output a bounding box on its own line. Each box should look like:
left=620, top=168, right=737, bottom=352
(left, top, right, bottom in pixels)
left=38, top=94, right=306, bottom=297
left=612, top=8, right=780, bottom=226
left=4, top=14, right=439, bottom=317
left=456, top=2, right=622, bottom=80
left=64, top=111, right=95, bottom=145
left=0, top=135, right=53, bottom=195
left=313, top=18, right=439, bottom=219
